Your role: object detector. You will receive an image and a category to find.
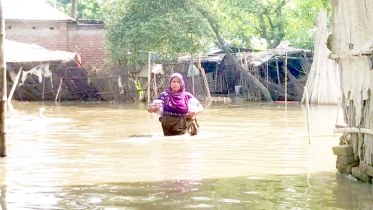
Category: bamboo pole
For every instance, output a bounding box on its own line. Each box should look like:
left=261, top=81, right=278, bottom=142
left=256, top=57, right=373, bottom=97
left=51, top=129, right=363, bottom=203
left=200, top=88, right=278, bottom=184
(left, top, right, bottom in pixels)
left=42, top=76, right=45, bottom=101
left=55, top=77, right=63, bottom=101
left=285, top=53, right=288, bottom=103
left=214, top=64, right=217, bottom=92
left=333, top=127, right=373, bottom=136
left=198, top=55, right=212, bottom=101
left=304, top=86, right=311, bottom=144
left=244, top=52, right=248, bottom=70
left=266, top=61, right=268, bottom=88
left=275, top=58, right=280, bottom=85
left=191, top=56, right=195, bottom=95
left=153, top=73, right=157, bottom=98
left=0, top=0, right=7, bottom=157
left=7, top=66, right=22, bottom=109
left=192, top=72, right=195, bottom=95
left=147, top=52, right=151, bottom=103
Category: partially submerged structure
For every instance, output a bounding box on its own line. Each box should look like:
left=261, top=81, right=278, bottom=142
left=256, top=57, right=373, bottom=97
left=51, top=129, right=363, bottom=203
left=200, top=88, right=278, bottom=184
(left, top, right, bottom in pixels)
left=303, top=9, right=340, bottom=105
left=332, top=0, right=373, bottom=186
left=4, top=0, right=107, bottom=69
left=5, top=40, right=97, bottom=101
left=178, top=46, right=313, bottom=101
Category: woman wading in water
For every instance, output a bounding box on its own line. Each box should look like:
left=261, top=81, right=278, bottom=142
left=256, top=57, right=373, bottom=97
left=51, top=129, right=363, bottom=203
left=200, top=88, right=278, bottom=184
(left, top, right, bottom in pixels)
left=147, top=73, right=203, bottom=136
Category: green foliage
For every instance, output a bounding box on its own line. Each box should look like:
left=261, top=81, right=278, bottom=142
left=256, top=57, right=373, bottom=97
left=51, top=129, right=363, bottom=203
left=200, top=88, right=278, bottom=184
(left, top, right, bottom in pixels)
left=104, top=0, right=215, bottom=67
left=285, top=0, right=331, bottom=49
left=209, top=0, right=287, bottom=49
left=54, top=0, right=331, bottom=66
left=202, top=0, right=331, bottom=50
left=56, top=0, right=104, bottom=20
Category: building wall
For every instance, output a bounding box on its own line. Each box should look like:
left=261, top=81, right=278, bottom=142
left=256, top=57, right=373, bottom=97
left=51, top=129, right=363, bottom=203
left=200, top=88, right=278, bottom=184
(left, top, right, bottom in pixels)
left=5, top=21, right=68, bottom=51
left=5, top=20, right=108, bottom=69
left=67, top=23, right=108, bottom=68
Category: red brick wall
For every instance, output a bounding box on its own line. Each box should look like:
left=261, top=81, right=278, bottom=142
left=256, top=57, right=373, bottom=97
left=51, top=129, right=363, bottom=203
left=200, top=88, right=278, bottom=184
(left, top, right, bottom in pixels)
left=67, top=23, right=108, bottom=68
left=5, top=21, right=68, bottom=51
left=5, top=20, right=108, bottom=69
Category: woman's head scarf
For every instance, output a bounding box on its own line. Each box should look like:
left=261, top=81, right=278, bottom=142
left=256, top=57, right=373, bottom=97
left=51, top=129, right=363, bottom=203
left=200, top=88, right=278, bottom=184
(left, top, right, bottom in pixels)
left=168, top=73, right=185, bottom=92
left=164, top=73, right=189, bottom=113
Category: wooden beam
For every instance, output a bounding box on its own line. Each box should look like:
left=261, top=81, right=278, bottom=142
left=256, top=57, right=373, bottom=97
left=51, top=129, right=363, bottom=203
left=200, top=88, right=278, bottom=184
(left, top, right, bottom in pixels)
left=333, top=127, right=373, bottom=136
left=0, top=0, right=7, bottom=157
left=8, top=66, right=23, bottom=107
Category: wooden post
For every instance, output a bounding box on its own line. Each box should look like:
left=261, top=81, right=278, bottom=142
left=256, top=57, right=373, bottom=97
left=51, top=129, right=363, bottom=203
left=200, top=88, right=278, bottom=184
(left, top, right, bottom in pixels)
left=190, top=56, right=195, bottom=95
left=214, top=64, right=218, bottom=92
left=304, top=86, right=311, bottom=145
left=42, top=76, right=45, bottom=101
left=198, top=55, right=212, bottom=101
left=284, top=53, right=288, bottom=103
left=153, top=73, right=157, bottom=98
left=266, top=61, right=269, bottom=88
left=192, top=72, right=195, bottom=95
left=147, top=52, right=151, bottom=103
left=276, top=58, right=280, bottom=85
left=55, top=77, right=63, bottom=101
left=8, top=66, right=22, bottom=107
left=0, top=0, right=7, bottom=157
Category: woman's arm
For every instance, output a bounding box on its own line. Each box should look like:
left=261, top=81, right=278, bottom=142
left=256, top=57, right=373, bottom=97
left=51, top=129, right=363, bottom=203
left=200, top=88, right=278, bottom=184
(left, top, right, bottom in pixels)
left=147, top=93, right=164, bottom=113
left=186, top=98, right=203, bottom=119
left=147, top=105, right=159, bottom=113
left=194, top=103, right=203, bottom=114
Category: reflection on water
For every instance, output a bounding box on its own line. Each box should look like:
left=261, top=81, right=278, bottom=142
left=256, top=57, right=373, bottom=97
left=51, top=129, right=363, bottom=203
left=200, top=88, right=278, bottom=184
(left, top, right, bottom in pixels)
left=0, top=100, right=372, bottom=209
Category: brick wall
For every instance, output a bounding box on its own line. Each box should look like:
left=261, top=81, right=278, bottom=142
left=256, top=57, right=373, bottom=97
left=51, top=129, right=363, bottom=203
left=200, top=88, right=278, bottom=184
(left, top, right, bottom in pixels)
left=67, top=23, right=108, bottom=68
left=5, top=20, right=108, bottom=69
left=5, top=21, right=67, bottom=51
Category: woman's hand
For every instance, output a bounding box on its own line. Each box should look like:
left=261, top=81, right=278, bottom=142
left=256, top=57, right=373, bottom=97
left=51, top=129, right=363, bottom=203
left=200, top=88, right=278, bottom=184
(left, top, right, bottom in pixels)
left=186, top=111, right=196, bottom=119
left=147, top=105, right=159, bottom=113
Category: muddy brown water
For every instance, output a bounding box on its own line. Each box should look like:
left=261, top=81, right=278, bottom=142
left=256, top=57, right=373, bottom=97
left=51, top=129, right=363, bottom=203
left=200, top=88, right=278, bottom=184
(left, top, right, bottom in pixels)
left=0, top=99, right=372, bottom=209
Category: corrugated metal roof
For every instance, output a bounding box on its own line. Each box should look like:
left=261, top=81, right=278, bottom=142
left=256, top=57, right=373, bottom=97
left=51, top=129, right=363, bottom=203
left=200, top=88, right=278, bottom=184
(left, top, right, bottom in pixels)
left=5, top=40, right=76, bottom=63
left=4, top=0, right=75, bottom=21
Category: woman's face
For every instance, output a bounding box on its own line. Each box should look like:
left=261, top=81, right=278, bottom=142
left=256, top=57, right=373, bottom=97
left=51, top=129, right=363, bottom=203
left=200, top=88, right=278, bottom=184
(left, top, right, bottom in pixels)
left=170, top=77, right=182, bottom=93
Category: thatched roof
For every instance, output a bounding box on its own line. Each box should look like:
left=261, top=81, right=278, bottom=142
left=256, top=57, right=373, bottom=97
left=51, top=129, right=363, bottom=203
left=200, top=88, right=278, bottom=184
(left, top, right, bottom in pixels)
left=177, top=53, right=226, bottom=64
left=5, top=40, right=76, bottom=63
left=4, top=0, right=75, bottom=21
left=178, top=47, right=312, bottom=66
left=246, top=47, right=312, bottom=67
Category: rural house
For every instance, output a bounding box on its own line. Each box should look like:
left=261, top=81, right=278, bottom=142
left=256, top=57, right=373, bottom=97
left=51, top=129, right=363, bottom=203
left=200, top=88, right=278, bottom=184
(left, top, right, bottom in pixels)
left=4, top=0, right=107, bottom=69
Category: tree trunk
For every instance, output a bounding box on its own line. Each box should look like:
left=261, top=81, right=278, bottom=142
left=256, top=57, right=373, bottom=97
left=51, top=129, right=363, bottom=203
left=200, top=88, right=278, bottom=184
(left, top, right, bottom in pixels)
left=287, top=70, right=304, bottom=101
left=222, top=47, right=273, bottom=102
left=332, top=0, right=373, bottom=164
left=71, top=0, right=78, bottom=19
left=197, top=8, right=273, bottom=102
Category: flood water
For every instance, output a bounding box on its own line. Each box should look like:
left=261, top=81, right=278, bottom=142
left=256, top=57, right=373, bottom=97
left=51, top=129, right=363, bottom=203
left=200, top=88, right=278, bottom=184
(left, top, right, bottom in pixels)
left=1, top=99, right=373, bottom=210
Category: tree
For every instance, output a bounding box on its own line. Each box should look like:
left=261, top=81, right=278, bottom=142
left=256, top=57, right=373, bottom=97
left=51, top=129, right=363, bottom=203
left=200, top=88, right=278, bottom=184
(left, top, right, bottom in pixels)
left=71, top=0, right=77, bottom=19
left=217, top=0, right=331, bottom=49
left=56, top=0, right=104, bottom=20
left=221, top=0, right=288, bottom=49
left=54, top=0, right=330, bottom=50
left=105, top=0, right=213, bottom=62
left=105, top=0, right=273, bottom=101
left=287, top=0, right=331, bottom=49
left=195, top=5, right=273, bottom=101
left=75, top=0, right=330, bottom=102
